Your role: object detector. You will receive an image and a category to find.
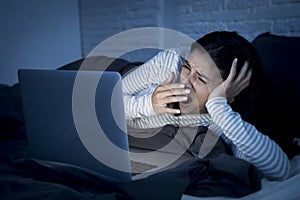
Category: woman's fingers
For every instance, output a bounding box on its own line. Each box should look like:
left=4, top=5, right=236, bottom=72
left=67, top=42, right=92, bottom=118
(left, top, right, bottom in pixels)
left=220, top=59, right=252, bottom=103
left=226, top=58, right=238, bottom=83
left=161, top=106, right=181, bottom=114
left=156, top=72, right=190, bottom=102
left=234, top=61, right=249, bottom=83
left=152, top=93, right=183, bottom=114
left=154, top=86, right=190, bottom=108
left=156, top=83, right=185, bottom=92
left=232, top=66, right=252, bottom=95
left=157, top=87, right=190, bottom=98
left=238, top=68, right=252, bottom=89
left=152, top=72, right=191, bottom=114
left=161, top=95, right=188, bottom=104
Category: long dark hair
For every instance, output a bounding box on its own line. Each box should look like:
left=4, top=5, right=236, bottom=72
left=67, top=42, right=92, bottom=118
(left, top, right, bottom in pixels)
left=195, top=31, right=272, bottom=130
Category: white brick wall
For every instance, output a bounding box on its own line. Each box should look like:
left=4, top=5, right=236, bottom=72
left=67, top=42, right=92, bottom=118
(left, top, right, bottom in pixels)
left=79, top=0, right=300, bottom=61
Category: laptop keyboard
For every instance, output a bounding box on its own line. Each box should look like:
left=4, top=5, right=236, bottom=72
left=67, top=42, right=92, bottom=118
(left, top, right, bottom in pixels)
left=130, top=160, right=157, bottom=174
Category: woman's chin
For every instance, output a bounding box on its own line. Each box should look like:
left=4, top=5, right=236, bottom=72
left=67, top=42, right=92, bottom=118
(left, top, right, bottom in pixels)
left=179, top=101, right=196, bottom=114
left=179, top=101, right=204, bottom=115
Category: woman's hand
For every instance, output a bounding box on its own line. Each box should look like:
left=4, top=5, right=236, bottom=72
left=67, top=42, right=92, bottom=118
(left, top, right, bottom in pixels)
left=208, top=58, right=252, bottom=103
left=152, top=72, right=190, bottom=114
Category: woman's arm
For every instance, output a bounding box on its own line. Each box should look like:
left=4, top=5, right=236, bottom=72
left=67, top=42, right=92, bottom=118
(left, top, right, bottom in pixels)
left=206, top=97, right=290, bottom=180
left=122, top=49, right=181, bottom=119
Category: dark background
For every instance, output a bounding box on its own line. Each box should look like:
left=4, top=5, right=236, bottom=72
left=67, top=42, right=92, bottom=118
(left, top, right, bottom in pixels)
left=0, top=0, right=299, bottom=85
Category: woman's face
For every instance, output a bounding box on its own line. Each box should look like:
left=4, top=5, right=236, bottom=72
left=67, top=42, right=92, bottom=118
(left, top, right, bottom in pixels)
left=179, top=46, right=223, bottom=114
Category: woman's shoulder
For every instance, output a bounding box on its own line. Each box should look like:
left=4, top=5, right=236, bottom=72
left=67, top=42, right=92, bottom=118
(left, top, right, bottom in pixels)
left=158, top=48, right=184, bottom=60
left=159, top=48, right=185, bottom=67
left=149, top=48, right=184, bottom=62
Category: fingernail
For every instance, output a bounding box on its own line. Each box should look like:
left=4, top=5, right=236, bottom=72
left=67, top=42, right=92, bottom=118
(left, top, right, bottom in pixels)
left=180, top=84, right=185, bottom=88
left=234, top=58, right=238, bottom=63
left=183, top=96, right=188, bottom=101
left=176, top=110, right=181, bottom=113
left=185, top=89, right=190, bottom=94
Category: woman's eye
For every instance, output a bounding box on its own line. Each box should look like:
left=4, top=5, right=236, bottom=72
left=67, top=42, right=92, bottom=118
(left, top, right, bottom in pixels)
left=183, top=64, right=191, bottom=71
left=198, top=77, right=206, bottom=84
left=183, top=63, right=206, bottom=84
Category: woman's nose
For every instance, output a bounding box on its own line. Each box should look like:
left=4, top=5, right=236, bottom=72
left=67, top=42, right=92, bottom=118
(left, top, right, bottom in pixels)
left=181, top=74, right=192, bottom=88
left=182, top=71, right=192, bottom=84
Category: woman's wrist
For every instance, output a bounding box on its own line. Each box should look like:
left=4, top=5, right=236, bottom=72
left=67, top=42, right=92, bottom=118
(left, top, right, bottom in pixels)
left=206, top=96, right=227, bottom=109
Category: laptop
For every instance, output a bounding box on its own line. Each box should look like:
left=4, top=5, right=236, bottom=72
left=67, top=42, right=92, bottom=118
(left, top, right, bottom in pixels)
left=18, top=69, right=161, bottom=181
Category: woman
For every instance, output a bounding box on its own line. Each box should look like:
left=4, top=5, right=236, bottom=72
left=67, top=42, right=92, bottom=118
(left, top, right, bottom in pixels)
left=122, top=31, right=290, bottom=181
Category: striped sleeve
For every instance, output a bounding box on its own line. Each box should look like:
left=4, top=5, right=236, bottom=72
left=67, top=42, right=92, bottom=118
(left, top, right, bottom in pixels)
left=122, top=49, right=181, bottom=119
left=206, top=97, right=291, bottom=181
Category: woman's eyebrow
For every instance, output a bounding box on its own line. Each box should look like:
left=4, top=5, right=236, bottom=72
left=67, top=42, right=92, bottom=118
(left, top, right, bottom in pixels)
left=186, top=60, right=210, bottom=81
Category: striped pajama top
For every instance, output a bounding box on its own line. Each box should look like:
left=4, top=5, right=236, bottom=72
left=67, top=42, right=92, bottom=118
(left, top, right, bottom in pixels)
left=122, top=49, right=290, bottom=180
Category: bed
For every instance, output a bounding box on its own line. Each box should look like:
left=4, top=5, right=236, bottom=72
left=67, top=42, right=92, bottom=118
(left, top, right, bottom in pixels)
left=0, top=32, right=299, bottom=199
left=182, top=154, right=300, bottom=200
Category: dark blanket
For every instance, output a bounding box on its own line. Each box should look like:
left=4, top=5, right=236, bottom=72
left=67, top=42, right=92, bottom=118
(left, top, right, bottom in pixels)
left=0, top=126, right=263, bottom=199
left=0, top=144, right=262, bottom=200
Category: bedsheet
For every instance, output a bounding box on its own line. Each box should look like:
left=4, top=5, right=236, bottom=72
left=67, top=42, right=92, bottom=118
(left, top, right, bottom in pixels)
left=182, top=154, right=300, bottom=200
